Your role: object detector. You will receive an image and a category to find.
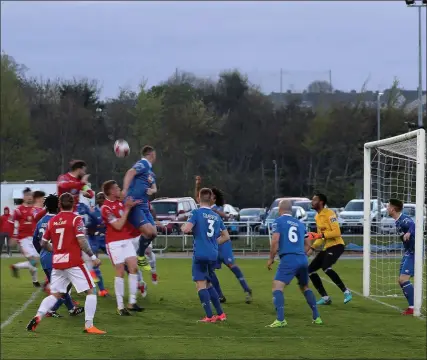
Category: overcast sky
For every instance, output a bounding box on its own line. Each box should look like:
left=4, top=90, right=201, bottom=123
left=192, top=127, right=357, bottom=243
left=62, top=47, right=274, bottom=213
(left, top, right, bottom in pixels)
left=1, top=1, right=426, bottom=98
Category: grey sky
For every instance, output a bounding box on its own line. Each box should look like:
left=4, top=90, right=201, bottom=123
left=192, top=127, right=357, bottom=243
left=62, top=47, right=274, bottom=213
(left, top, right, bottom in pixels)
left=1, top=1, right=426, bottom=99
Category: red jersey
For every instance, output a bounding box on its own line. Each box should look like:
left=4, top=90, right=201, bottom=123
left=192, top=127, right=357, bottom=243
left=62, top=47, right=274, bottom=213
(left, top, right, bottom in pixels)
left=57, top=173, right=94, bottom=211
left=101, top=199, right=134, bottom=243
left=1, top=209, right=14, bottom=236
left=8, top=205, right=36, bottom=240
left=33, top=207, right=47, bottom=223
left=43, top=211, right=86, bottom=269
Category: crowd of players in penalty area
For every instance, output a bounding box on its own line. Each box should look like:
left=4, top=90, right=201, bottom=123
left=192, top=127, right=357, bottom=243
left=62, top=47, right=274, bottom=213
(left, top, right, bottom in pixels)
left=6, top=145, right=418, bottom=334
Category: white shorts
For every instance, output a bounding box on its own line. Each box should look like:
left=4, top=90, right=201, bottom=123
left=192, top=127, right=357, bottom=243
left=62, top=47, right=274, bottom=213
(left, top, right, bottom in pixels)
left=19, top=237, right=39, bottom=258
left=50, top=264, right=94, bottom=294
left=107, top=239, right=137, bottom=265
left=130, top=237, right=153, bottom=252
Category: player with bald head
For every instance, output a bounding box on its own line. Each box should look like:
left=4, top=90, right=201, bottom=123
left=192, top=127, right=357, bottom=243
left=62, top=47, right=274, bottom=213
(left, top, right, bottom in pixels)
left=266, top=199, right=322, bottom=328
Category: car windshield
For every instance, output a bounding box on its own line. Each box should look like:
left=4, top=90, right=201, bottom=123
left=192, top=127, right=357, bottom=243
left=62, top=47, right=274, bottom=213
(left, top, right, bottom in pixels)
left=344, top=201, right=373, bottom=211
left=294, top=202, right=312, bottom=211
left=151, top=202, right=177, bottom=215
left=403, top=207, right=415, bottom=217
left=240, top=209, right=260, bottom=216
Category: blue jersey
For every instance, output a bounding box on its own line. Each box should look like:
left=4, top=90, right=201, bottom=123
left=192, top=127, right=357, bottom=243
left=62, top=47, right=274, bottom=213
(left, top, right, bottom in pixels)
left=32, top=214, right=55, bottom=270
left=395, top=214, right=415, bottom=254
left=272, top=214, right=307, bottom=256
left=189, top=207, right=224, bottom=262
left=86, top=206, right=105, bottom=236
left=127, top=158, right=156, bottom=208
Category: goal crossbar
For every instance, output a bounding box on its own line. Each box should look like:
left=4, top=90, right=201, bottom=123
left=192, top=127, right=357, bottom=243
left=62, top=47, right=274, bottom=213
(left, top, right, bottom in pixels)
left=363, top=128, right=426, bottom=317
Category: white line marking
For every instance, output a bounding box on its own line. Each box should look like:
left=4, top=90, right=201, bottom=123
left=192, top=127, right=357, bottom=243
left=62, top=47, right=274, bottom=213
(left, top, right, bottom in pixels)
left=1, top=289, right=41, bottom=330
left=320, top=277, right=425, bottom=320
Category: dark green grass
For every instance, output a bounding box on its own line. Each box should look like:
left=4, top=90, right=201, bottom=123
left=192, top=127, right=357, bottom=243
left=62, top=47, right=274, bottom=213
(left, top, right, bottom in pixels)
left=1, top=257, right=425, bottom=359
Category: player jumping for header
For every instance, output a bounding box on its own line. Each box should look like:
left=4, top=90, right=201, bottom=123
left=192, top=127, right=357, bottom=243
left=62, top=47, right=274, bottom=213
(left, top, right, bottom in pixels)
left=387, top=198, right=417, bottom=315
left=181, top=188, right=229, bottom=323
left=26, top=193, right=105, bottom=334
left=122, top=146, right=158, bottom=272
left=306, top=193, right=352, bottom=305
left=267, top=199, right=322, bottom=327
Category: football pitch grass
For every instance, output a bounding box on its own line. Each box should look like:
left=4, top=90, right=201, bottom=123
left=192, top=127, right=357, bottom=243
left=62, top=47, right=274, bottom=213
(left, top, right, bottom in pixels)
left=1, top=257, right=426, bottom=359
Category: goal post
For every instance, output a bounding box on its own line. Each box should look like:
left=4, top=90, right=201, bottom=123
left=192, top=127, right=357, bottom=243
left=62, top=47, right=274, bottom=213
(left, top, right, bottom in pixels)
left=363, top=128, right=426, bottom=317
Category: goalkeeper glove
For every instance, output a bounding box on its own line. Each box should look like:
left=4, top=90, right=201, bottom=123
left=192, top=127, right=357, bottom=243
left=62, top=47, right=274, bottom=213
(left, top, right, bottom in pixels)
left=306, top=232, right=322, bottom=241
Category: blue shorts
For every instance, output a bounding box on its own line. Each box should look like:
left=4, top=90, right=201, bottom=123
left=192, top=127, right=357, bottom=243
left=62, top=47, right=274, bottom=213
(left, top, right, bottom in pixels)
left=43, top=267, right=52, bottom=281
left=399, top=254, right=414, bottom=276
left=192, top=259, right=216, bottom=282
left=275, top=254, right=309, bottom=286
left=128, top=204, right=155, bottom=229
left=89, top=235, right=107, bottom=254
left=215, top=241, right=235, bottom=269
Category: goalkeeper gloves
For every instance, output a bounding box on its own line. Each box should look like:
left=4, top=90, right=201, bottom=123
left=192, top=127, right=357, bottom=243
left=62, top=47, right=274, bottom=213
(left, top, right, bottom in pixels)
left=306, top=232, right=323, bottom=241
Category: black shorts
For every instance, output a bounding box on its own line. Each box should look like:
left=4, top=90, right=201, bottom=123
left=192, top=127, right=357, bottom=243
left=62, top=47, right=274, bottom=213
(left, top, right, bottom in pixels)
left=308, top=244, right=345, bottom=273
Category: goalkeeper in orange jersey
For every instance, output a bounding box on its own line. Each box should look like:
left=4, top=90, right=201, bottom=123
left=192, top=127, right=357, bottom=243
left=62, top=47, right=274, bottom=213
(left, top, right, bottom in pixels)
left=306, top=193, right=352, bottom=305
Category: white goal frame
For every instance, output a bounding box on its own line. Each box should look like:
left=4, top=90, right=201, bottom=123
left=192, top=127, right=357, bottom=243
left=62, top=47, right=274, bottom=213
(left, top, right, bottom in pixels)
left=363, top=128, right=426, bottom=317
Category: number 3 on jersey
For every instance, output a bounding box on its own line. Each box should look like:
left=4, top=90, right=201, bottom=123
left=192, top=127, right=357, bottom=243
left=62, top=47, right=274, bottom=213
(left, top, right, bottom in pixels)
left=288, top=226, right=298, bottom=243
left=207, top=219, right=215, bottom=237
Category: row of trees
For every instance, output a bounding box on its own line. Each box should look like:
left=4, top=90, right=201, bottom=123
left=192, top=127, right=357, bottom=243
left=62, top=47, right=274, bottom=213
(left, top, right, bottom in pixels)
left=1, top=53, right=423, bottom=207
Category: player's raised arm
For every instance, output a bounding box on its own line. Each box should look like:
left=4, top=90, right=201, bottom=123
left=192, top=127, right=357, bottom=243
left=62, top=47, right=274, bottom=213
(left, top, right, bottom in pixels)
left=101, top=197, right=139, bottom=231
left=194, top=176, right=202, bottom=204
left=123, top=159, right=148, bottom=196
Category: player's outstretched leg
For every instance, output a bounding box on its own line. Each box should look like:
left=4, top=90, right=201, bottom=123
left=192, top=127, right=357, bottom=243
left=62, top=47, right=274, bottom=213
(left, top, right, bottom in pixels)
left=323, top=268, right=352, bottom=304
left=229, top=264, right=252, bottom=303
left=146, top=248, right=158, bottom=284
left=26, top=294, right=60, bottom=331
left=266, top=281, right=287, bottom=328
left=137, top=236, right=152, bottom=272
left=309, top=272, right=331, bottom=305
left=207, top=284, right=226, bottom=321
left=94, top=266, right=109, bottom=297
left=209, top=271, right=225, bottom=302
left=301, top=287, right=323, bottom=325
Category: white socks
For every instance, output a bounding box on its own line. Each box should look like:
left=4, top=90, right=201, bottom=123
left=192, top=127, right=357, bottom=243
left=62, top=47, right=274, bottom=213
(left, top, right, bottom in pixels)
left=84, top=294, right=97, bottom=328
left=148, top=252, right=156, bottom=273
left=128, top=274, right=138, bottom=305
left=14, top=261, right=30, bottom=269
left=115, top=277, right=125, bottom=309
left=36, top=295, right=57, bottom=318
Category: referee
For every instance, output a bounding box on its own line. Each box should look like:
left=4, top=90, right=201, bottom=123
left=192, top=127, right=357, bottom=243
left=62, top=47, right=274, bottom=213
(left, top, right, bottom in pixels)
left=306, top=193, right=352, bottom=305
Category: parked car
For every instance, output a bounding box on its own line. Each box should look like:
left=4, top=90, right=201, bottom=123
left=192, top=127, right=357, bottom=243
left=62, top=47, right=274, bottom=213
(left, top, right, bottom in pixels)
left=268, top=197, right=311, bottom=212
left=338, top=199, right=386, bottom=234
left=259, top=206, right=307, bottom=235
left=151, top=197, right=197, bottom=234
left=239, top=208, right=266, bottom=232
left=380, top=203, right=426, bottom=234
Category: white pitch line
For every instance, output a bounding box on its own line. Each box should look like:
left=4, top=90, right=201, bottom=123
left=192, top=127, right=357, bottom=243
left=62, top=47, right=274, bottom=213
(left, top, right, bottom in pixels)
left=1, top=289, right=41, bottom=330
left=320, top=277, right=425, bottom=320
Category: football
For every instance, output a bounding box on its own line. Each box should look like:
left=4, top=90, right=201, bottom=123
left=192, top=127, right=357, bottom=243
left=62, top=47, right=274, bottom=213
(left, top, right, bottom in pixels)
left=114, top=139, right=130, bottom=158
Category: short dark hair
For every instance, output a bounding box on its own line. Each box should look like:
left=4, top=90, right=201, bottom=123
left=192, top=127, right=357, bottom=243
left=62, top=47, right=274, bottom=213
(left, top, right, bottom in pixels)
left=102, top=180, right=117, bottom=196
left=389, top=198, right=403, bottom=212
left=141, top=145, right=155, bottom=157
left=199, top=188, right=213, bottom=203
left=23, top=187, right=32, bottom=195
left=33, top=190, right=46, bottom=200
left=59, top=193, right=74, bottom=211
left=69, top=160, right=87, bottom=171
left=211, top=187, right=225, bottom=207
left=44, top=194, right=59, bottom=214
left=315, top=193, right=327, bottom=206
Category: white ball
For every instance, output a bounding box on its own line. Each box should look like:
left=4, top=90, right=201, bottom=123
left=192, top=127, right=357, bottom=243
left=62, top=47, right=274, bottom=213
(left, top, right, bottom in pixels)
left=114, top=139, right=130, bottom=158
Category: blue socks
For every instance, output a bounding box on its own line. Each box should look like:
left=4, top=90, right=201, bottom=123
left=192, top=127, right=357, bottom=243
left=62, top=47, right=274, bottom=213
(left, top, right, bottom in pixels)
left=51, top=294, right=74, bottom=312
left=208, top=286, right=224, bottom=315
left=273, top=290, right=285, bottom=321
left=230, top=265, right=251, bottom=293
left=304, top=289, right=320, bottom=320
left=210, top=272, right=224, bottom=298
left=138, top=236, right=152, bottom=257
left=94, top=267, right=105, bottom=291
left=400, top=281, right=414, bottom=307
left=198, top=288, right=213, bottom=318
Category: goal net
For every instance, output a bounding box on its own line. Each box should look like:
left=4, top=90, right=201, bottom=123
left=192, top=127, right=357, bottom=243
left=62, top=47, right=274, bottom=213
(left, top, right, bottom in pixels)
left=363, top=129, right=426, bottom=317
